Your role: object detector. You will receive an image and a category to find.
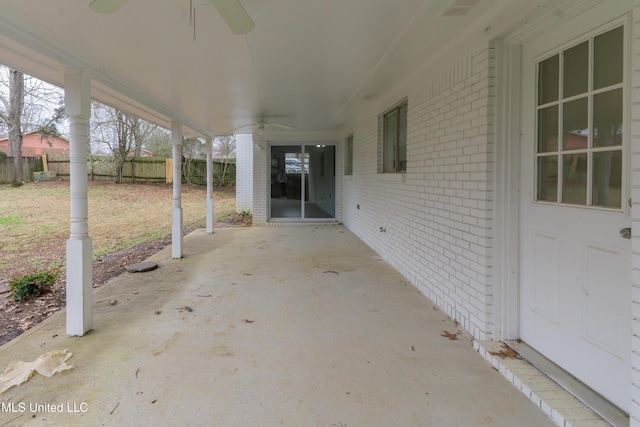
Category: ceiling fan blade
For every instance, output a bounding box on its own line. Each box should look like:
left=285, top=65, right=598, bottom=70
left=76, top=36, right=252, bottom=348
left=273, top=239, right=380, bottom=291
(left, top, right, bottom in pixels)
left=89, top=0, right=127, bottom=14
left=211, top=0, right=255, bottom=35
left=270, top=122, right=293, bottom=130
left=231, top=123, right=257, bottom=132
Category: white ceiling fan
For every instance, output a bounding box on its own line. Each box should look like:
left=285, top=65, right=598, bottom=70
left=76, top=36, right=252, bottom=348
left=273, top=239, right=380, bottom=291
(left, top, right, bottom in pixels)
left=89, top=0, right=255, bottom=35
left=233, top=118, right=293, bottom=134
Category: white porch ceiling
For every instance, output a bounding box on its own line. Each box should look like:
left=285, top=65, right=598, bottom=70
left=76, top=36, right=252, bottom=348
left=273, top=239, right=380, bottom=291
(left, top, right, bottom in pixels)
left=0, top=0, right=554, bottom=137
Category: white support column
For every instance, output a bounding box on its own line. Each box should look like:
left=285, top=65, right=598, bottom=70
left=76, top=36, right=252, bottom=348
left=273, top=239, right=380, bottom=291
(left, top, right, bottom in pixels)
left=64, top=70, right=92, bottom=336
left=171, top=121, right=183, bottom=259
left=205, top=137, right=214, bottom=234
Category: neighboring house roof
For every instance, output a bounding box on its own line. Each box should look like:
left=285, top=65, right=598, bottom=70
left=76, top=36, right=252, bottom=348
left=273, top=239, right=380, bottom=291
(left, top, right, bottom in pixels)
left=0, top=131, right=69, bottom=142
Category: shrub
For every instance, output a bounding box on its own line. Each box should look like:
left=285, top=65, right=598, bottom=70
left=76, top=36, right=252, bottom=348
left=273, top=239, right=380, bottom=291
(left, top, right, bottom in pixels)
left=233, top=210, right=252, bottom=226
left=0, top=151, right=6, bottom=156
left=8, top=270, right=58, bottom=302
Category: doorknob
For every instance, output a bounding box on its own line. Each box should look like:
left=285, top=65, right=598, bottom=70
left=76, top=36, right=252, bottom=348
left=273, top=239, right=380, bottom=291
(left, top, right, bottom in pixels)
left=620, top=227, right=632, bottom=239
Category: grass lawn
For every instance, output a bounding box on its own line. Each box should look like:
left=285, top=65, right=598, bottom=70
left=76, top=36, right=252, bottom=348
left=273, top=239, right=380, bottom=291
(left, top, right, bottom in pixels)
left=0, top=180, right=237, bottom=281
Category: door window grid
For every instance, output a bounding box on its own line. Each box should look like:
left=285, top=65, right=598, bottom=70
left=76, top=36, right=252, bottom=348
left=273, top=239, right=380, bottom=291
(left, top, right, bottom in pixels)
left=535, top=26, right=624, bottom=209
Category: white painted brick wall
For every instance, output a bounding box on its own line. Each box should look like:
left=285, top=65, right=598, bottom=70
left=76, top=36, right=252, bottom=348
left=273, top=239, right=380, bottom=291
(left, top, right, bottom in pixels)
left=252, top=138, right=268, bottom=225
left=235, top=133, right=254, bottom=213
left=630, top=1, right=640, bottom=424
left=343, top=47, right=495, bottom=341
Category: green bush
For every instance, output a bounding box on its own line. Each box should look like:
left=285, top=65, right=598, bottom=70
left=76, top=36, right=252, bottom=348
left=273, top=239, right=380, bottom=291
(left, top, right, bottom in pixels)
left=8, top=270, right=57, bottom=302
left=0, top=151, right=6, bottom=156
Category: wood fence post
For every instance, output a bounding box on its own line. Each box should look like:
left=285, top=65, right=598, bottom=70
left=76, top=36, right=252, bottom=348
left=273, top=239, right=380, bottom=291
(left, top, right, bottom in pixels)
left=166, top=158, right=173, bottom=184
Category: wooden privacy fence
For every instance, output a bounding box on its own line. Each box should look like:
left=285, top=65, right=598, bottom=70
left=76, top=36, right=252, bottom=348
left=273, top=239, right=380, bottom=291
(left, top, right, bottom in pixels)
left=0, top=156, right=44, bottom=184
left=45, top=154, right=235, bottom=186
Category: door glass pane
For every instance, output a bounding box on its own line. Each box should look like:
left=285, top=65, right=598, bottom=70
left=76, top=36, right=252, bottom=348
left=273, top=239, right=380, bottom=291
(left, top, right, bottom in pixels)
left=538, top=54, right=559, bottom=105
left=537, top=155, right=558, bottom=202
left=304, top=145, right=335, bottom=218
left=562, top=153, right=587, bottom=205
left=383, top=110, right=397, bottom=172
left=593, top=150, right=622, bottom=208
left=594, top=26, right=623, bottom=90
left=538, top=105, right=558, bottom=153
left=270, top=145, right=302, bottom=218
left=564, top=41, right=588, bottom=98
left=594, top=88, right=623, bottom=147
left=563, top=97, right=588, bottom=150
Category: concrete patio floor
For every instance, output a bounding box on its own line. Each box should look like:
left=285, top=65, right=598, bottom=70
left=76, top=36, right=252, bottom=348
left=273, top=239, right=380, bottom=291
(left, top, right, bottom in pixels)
left=0, top=225, right=556, bottom=426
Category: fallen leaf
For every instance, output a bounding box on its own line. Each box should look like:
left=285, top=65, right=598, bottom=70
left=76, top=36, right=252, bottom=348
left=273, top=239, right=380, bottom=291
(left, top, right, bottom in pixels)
left=241, top=319, right=254, bottom=324
left=489, top=345, right=520, bottom=359
left=440, top=331, right=458, bottom=340
left=20, top=321, right=34, bottom=331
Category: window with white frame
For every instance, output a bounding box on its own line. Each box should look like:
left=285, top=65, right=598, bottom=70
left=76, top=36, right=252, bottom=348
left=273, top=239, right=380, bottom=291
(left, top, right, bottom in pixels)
left=382, top=101, right=407, bottom=173
left=345, top=134, right=353, bottom=175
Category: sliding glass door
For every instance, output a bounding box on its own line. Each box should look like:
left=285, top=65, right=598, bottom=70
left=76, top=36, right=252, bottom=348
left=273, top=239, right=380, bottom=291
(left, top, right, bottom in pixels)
left=270, top=145, right=303, bottom=218
left=270, top=144, right=335, bottom=220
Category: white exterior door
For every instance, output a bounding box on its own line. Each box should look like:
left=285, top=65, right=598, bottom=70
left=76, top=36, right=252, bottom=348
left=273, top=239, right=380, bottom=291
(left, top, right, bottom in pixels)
left=519, top=3, right=631, bottom=411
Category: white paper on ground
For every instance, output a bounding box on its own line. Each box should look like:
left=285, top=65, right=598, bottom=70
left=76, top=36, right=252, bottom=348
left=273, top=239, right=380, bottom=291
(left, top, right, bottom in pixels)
left=0, top=349, right=73, bottom=393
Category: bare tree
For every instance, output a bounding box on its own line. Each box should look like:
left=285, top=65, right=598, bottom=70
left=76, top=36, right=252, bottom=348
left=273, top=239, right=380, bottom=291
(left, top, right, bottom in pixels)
left=113, top=110, right=132, bottom=183
left=0, top=66, right=65, bottom=184
left=91, top=102, right=134, bottom=183
left=131, top=115, right=157, bottom=157
left=90, top=102, right=159, bottom=182
left=0, top=68, right=65, bottom=134
left=214, top=135, right=235, bottom=185
left=182, top=137, right=205, bottom=159
left=143, top=127, right=172, bottom=158
left=8, top=70, right=24, bottom=184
